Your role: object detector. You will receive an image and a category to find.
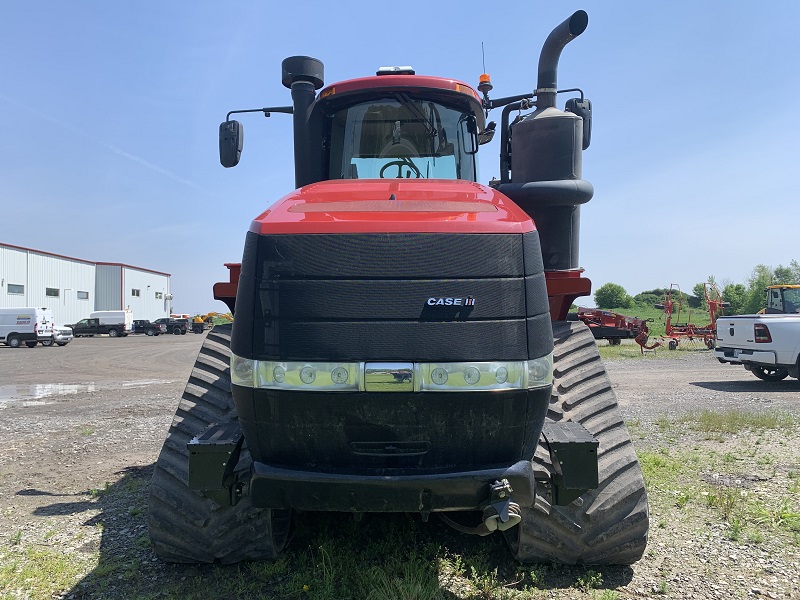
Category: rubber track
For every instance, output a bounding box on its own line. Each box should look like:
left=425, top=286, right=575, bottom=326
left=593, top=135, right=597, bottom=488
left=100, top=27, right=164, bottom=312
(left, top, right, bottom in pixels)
left=507, top=321, right=649, bottom=565
left=147, top=325, right=290, bottom=563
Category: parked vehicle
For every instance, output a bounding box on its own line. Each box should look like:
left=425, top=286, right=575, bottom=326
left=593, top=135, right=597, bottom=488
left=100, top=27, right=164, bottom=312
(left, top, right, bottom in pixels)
left=90, top=310, right=133, bottom=331
left=153, top=318, right=188, bottom=335
left=52, top=326, right=74, bottom=346
left=0, top=307, right=55, bottom=348
left=762, top=285, right=800, bottom=314
left=715, top=314, right=800, bottom=381
left=131, top=319, right=167, bottom=336
left=67, top=318, right=129, bottom=338
left=191, top=312, right=233, bottom=333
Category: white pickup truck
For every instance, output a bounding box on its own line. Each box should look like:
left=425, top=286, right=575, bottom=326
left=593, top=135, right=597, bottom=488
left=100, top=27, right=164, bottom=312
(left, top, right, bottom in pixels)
left=714, top=314, right=800, bottom=381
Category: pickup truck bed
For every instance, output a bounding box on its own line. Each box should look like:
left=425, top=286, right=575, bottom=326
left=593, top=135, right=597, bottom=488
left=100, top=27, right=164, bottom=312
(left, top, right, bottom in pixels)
left=714, top=314, right=800, bottom=381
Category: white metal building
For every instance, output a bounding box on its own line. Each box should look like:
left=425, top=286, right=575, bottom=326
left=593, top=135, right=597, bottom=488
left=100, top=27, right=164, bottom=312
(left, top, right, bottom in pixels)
left=0, top=242, right=172, bottom=326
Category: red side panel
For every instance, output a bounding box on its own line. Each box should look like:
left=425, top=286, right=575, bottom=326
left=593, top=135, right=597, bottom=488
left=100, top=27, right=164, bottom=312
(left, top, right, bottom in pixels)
left=213, top=263, right=241, bottom=314
left=545, top=270, right=593, bottom=321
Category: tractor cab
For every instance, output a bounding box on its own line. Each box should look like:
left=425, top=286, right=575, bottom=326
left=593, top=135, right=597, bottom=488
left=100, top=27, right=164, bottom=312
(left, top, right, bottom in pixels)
left=219, top=60, right=487, bottom=187
left=765, top=285, right=800, bottom=314
left=319, top=73, right=485, bottom=182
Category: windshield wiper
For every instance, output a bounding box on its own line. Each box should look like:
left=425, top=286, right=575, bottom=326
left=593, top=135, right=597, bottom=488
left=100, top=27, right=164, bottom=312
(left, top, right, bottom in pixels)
left=394, top=93, right=437, bottom=139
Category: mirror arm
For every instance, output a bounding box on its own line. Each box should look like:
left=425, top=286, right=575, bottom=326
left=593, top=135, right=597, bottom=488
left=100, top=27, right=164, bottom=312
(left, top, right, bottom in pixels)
left=556, top=87, right=584, bottom=101
left=486, top=87, right=583, bottom=111
left=225, top=106, right=293, bottom=121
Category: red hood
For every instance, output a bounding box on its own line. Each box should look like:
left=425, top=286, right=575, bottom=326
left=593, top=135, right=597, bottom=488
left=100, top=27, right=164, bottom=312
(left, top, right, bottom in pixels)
left=250, top=179, right=534, bottom=235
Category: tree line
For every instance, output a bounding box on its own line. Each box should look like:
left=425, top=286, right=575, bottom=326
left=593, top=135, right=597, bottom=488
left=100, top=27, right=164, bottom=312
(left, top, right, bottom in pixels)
left=593, top=260, right=800, bottom=315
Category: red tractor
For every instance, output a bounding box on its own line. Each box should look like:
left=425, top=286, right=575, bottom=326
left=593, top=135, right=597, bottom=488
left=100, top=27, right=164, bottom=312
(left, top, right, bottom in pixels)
left=148, top=11, right=648, bottom=565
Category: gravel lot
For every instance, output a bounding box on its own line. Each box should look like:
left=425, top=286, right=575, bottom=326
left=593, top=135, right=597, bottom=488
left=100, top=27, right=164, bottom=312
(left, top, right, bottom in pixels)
left=0, top=333, right=798, bottom=599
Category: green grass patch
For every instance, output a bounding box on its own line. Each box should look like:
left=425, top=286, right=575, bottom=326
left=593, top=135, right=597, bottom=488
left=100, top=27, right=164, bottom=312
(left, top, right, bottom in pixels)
left=0, top=546, right=93, bottom=598
left=677, top=409, right=796, bottom=434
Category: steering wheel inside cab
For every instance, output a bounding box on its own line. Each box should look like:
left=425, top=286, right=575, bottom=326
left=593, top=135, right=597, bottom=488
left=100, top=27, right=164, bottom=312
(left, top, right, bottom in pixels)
left=378, top=139, right=422, bottom=179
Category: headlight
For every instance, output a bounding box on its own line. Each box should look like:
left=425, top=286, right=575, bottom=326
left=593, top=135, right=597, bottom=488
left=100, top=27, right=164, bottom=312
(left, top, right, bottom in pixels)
left=255, top=361, right=361, bottom=391
left=230, top=355, right=256, bottom=387
left=230, top=354, right=553, bottom=392
left=418, top=361, right=527, bottom=392
left=526, top=354, right=553, bottom=388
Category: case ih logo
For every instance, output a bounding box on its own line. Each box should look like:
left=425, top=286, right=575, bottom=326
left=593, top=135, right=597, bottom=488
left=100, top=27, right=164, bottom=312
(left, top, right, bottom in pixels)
left=426, top=297, right=475, bottom=307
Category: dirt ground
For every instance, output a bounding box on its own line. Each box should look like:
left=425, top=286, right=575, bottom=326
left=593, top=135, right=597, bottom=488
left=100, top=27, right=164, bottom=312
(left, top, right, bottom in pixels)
left=0, top=333, right=798, bottom=599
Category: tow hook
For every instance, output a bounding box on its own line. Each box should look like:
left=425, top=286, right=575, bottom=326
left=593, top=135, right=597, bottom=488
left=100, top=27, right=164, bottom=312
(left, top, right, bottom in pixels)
left=481, top=479, right=522, bottom=534
left=437, top=478, right=522, bottom=536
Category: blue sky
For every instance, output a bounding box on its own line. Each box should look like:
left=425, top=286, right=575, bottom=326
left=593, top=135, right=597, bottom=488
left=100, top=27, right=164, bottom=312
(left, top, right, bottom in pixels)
left=2, top=2, right=798, bottom=313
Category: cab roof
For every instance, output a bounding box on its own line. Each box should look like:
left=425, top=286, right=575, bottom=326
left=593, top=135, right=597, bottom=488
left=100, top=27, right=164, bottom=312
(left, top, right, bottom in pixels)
left=318, top=74, right=486, bottom=130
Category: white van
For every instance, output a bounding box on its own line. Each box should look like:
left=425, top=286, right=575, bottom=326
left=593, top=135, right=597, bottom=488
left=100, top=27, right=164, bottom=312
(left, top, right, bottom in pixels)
left=90, top=310, right=133, bottom=331
left=0, top=307, right=55, bottom=348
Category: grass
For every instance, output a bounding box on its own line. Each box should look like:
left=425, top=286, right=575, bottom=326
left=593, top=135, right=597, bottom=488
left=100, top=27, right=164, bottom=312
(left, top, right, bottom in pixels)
left=0, top=546, right=94, bottom=598
left=637, top=409, right=800, bottom=553
left=4, top=408, right=799, bottom=600
left=677, top=409, right=796, bottom=434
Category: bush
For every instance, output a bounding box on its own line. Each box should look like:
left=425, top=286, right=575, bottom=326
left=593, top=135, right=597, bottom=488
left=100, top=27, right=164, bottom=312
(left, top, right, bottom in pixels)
left=594, top=283, right=633, bottom=309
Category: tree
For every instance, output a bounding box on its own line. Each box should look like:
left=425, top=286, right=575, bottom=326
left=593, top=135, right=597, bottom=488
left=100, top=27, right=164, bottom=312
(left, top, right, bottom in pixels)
left=594, top=283, right=633, bottom=309
left=744, top=265, right=773, bottom=314
left=721, top=283, right=747, bottom=315
left=633, top=288, right=669, bottom=308
left=691, top=276, right=717, bottom=310
left=773, top=261, right=800, bottom=284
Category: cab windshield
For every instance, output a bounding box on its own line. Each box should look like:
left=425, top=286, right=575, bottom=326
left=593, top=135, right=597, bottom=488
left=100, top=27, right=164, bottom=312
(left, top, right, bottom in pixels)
left=328, top=96, right=479, bottom=181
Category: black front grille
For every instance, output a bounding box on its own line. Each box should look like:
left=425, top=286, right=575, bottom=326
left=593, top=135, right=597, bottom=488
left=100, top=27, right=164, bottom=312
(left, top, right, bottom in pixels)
left=231, top=231, right=553, bottom=362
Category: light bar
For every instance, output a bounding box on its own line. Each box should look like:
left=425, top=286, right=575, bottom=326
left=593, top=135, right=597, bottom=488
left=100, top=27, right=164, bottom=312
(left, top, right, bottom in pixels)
left=231, top=354, right=553, bottom=392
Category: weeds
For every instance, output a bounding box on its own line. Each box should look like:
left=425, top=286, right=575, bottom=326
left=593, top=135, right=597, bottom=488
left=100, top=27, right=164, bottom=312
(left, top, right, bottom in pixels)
left=575, top=569, right=603, bottom=591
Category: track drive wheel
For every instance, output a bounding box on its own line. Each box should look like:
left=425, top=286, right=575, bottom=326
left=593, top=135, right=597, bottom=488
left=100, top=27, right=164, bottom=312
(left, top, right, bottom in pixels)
left=147, top=324, right=291, bottom=563
left=751, top=365, right=789, bottom=382
left=505, top=321, right=649, bottom=565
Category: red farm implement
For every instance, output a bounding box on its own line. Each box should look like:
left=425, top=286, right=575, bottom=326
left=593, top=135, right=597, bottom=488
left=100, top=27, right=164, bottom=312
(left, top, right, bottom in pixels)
left=574, top=307, right=660, bottom=352
left=655, top=283, right=728, bottom=350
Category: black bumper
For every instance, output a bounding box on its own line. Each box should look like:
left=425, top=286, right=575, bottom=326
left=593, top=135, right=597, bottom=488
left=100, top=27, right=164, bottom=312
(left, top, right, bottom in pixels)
left=249, top=459, right=536, bottom=512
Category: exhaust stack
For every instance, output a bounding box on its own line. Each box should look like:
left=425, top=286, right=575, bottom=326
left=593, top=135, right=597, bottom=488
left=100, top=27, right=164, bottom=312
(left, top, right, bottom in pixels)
left=536, top=10, right=588, bottom=110
left=497, top=10, right=593, bottom=272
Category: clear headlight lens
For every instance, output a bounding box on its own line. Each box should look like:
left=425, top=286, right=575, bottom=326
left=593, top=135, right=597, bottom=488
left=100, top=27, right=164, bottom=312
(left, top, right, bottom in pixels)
left=231, top=355, right=256, bottom=387
left=418, top=361, right=527, bottom=391
left=526, top=354, right=553, bottom=388
left=231, top=354, right=553, bottom=392
left=256, top=361, right=361, bottom=391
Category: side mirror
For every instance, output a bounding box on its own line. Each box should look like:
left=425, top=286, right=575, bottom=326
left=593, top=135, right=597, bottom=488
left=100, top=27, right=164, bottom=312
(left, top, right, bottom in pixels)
left=219, top=120, right=243, bottom=168
left=461, top=115, right=479, bottom=155
left=478, top=121, right=496, bottom=145
left=565, top=98, right=592, bottom=150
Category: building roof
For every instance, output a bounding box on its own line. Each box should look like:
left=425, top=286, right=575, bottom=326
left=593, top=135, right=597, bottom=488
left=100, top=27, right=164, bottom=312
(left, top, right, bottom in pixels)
left=1, top=242, right=171, bottom=277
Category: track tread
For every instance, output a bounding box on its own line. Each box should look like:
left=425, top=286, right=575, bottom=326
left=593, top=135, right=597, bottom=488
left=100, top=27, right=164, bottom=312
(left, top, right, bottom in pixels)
left=508, top=321, right=649, bottom=565
left=147, top=324, right=290, bottom=563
